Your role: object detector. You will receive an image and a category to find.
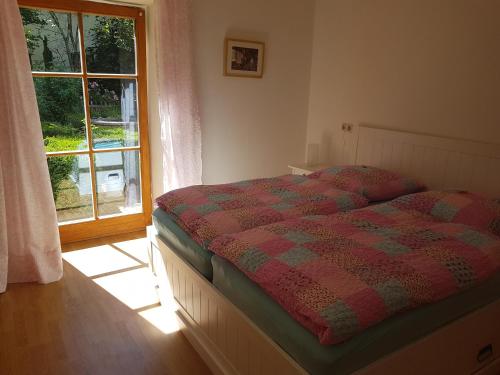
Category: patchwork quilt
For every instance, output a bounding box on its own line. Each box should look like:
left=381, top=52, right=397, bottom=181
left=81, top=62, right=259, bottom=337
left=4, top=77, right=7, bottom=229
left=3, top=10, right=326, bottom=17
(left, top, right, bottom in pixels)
left=209, top=202, right=500, bottom=345
left=390, top=190, right=500, bottom=236
left=156, top=175, right=368, bottom=246
left=308, top=165, right=425, bottom=201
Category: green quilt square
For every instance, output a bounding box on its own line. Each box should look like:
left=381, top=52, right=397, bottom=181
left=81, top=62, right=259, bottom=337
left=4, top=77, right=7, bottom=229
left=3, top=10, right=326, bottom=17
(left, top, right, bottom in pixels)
left=277, top=247, right=318, bottom=267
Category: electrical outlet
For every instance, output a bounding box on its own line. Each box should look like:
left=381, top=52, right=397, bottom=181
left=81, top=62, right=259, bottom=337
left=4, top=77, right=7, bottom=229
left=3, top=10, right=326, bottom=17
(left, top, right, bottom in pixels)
left=342, top=123, right=354, bottom=132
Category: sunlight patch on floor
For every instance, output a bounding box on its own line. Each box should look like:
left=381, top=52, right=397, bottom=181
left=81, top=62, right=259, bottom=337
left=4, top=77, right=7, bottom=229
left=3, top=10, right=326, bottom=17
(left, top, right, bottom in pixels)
left=63, top=236, right=181, bottom=335
left=62, top=245, right=141, bottom=277
left=113, top=238, right=150, bottom=263
left=93, top=267, right=160, bottom=310
left=139, top=305, right=180, bottom=335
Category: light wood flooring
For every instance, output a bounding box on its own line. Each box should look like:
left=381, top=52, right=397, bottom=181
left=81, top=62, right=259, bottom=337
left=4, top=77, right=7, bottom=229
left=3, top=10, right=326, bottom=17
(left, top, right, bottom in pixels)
left=0, top=230, right=211, bottom=375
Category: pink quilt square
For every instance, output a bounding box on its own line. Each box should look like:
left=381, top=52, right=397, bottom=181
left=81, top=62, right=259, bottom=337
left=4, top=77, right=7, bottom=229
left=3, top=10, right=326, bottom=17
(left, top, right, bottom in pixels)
left=350, top=231, right=385, bottom=246
left=350, top=247, right=386, bottom=263
left=255, top=192, right=282, bottom=204
left=179, top=209, right=201, bottom=223
left=205, top=212, right=241, bottom=233
left=322, top=276, right=368, bottom=299
left=235, top=227, right=279, bottom=246
left=314, top=269, right=368, bottom=298
left=343, top=288, right=387, bottom=328
left=259, top=238, right=296, bottom=256
left=430, top=223, right=464, bottom=236
left=298, top=260, right=340, bottom=279
left=189, top=194, right=211, bottom=205
left=442, top=194, right=473, bottom=208
left=254, top=259, right=290, bottom=283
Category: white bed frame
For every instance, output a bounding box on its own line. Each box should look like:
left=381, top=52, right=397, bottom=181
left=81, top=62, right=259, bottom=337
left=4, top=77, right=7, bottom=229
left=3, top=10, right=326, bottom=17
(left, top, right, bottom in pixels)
left=148, top=126, right=500, bottom=375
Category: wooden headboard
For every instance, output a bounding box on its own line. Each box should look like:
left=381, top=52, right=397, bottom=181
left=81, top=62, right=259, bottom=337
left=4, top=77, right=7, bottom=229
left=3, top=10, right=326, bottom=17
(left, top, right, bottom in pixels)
left=354, top=126, right=500, bottom=198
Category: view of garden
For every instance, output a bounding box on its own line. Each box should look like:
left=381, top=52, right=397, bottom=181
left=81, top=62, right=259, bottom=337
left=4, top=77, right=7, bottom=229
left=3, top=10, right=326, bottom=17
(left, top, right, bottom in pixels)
left=21, top=8, right=141, bottom=223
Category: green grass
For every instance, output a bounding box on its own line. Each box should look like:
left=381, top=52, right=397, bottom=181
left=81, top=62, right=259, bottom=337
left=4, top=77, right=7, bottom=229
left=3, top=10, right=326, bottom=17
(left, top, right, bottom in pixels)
left=45, top=136, right=83, bottom=152
left=42, top=122, right=82, bottom=137
left=92, top=124, right=134, bottom=141
left=42, top=121, right=138, bottom=152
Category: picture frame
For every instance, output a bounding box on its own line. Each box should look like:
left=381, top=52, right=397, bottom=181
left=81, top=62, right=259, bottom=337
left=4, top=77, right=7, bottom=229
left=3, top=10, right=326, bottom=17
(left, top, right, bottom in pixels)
left=224, top=38, right=265, bottom=78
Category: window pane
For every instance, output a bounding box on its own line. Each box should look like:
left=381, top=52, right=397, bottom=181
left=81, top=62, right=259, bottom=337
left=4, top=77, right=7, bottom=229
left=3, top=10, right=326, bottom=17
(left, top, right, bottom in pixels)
left=89, top=79, right=139, bottom=149
left=83, top=15, right=136, bottom=74
left=20, top=8, right=81, bottom=72
left=33, top=77, right=87, bottom=152
left=95, top=151, right=142, bottom=217
left=48, top=155, right=93, bottom=223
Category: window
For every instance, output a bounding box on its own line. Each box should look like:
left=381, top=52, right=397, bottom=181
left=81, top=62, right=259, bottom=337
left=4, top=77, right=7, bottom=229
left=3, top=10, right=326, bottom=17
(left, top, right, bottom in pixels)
left=19, top=0, right=151, bottom=243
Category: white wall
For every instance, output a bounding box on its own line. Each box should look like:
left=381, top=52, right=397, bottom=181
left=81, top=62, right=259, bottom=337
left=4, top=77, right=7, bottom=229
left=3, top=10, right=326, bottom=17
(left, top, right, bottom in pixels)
left=147, top=0, right=315, bottom=197
left=192, top=0, right=314, bottom=185
left=306, top=0, right=500, bottom=165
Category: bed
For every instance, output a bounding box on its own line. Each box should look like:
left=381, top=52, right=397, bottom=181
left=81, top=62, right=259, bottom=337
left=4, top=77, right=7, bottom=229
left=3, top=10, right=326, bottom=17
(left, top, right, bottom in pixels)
left=148, top=126, right=500, bottom=375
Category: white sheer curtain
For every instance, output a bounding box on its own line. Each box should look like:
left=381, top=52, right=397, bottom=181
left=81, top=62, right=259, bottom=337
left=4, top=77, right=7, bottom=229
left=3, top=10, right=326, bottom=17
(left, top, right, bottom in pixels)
left=121, top=81, right=140, bottom=209
left=152, top=0, right=202, bottom=192
left=0, top=0, right=63, bottom=293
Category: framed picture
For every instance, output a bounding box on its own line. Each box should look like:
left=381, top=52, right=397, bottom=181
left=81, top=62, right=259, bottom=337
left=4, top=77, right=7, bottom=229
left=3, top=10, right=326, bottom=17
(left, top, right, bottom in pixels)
left=224, top=38, right=265, bottom=78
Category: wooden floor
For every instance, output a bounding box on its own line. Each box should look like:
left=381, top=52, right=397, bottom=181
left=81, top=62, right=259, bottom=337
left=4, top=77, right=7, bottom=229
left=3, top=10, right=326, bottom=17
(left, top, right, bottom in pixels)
left=0, top=231, right=211, bottom=375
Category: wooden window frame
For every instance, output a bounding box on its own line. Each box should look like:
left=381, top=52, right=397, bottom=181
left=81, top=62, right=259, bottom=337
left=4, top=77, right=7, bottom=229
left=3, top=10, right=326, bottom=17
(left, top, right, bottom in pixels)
left=18, top=0, right=152, bottom=244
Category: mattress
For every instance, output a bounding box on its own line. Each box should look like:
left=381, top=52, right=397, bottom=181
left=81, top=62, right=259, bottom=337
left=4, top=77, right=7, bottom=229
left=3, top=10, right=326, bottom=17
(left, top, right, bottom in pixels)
left=211, top=255, right=500, bottom=375
left=152, top=208, right=213, bottom=280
